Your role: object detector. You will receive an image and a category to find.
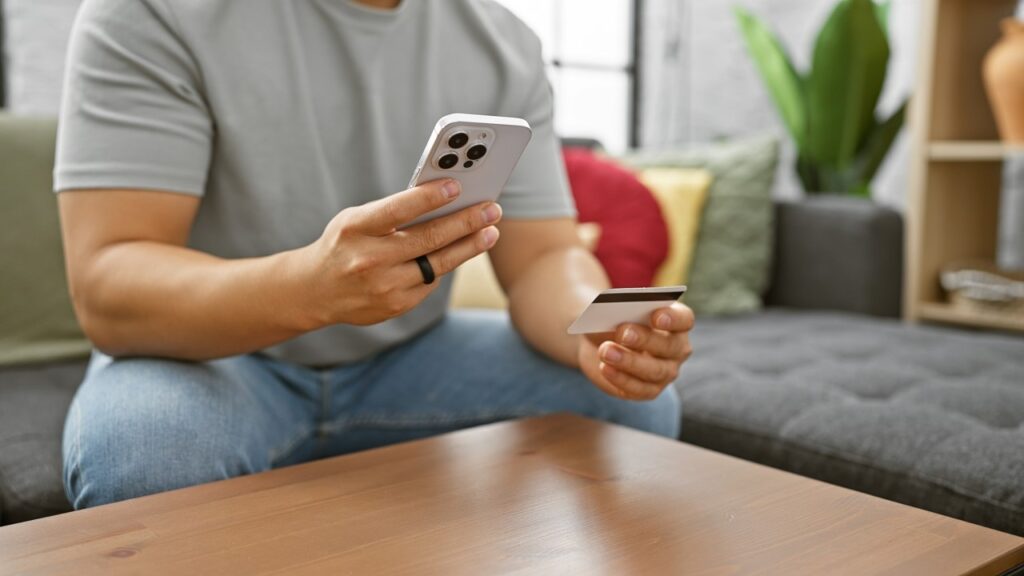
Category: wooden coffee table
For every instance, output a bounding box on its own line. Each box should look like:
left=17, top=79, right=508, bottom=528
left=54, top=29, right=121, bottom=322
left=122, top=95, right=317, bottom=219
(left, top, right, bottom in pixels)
left=1, top=414, right=1021, bottom=575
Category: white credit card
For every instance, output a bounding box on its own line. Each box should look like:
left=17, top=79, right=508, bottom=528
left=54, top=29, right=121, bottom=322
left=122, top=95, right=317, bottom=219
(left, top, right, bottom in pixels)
left=568, top=286, right=687, bottom=335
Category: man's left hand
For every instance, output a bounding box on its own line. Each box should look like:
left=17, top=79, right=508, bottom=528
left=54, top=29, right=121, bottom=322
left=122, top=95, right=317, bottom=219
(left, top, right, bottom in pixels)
left=578, top=302, right=694, bottom=401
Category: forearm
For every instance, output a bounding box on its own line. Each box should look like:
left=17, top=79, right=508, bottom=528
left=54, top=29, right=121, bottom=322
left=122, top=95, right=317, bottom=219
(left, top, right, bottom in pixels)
left=76, top=241, right=318, bottom=360
left=506, top=246, right=610, bottom=367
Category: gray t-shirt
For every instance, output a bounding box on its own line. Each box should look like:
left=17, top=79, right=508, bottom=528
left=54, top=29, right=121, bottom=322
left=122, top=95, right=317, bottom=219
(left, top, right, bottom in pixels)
left=55, top=0, right=575, bottom=367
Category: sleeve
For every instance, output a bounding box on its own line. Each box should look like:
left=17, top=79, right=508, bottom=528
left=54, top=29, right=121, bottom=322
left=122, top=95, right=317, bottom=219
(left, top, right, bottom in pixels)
left=54, top=0, right=212, bottom=196
left=497, top=31, right=577, bottom=221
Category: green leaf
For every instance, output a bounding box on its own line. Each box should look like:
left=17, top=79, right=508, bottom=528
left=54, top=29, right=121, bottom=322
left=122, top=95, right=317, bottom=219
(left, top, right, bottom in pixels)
left=805, top=0, right=890, bottom=171
left=735, top=7, right=807, bottom=149
left=853, top=98, right=907, bottom=186
left=874, top=0, right=891, bottom=31
left=851, top=182, right=872, bottom=197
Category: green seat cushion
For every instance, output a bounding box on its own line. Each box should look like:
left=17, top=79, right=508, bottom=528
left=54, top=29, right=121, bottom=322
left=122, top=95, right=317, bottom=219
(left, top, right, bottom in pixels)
left=621, top=136, right=779, bottom=315
left=0, top=114, right=90, bottom=366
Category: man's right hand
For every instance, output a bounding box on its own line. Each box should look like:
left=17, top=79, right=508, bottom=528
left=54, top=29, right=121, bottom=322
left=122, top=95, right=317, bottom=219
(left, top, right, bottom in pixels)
left=301, top=179, right=502, bottom=327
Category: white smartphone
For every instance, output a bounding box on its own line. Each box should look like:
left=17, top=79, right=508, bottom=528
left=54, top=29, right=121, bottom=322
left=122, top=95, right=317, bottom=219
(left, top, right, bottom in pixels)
left=568, top=286, right=688, bottom=335
left=404, top=113, right=532, bottom=228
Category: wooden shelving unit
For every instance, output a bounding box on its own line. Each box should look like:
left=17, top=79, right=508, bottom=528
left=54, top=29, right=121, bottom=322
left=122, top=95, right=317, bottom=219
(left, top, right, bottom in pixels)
left=906, top=0, right=1024, bottom=333
left=919, top=302, right=1024, bottom=332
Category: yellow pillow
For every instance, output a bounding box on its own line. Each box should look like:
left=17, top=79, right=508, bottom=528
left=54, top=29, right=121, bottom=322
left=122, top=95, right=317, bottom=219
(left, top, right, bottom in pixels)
left=637, top=168, right=713, bottom=286
left=450, top=252, right=508, bottom=310
left=450, top=223, right=603, bottom=310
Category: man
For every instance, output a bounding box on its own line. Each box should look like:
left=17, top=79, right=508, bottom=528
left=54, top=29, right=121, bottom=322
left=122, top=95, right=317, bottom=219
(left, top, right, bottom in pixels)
left=57, top=0, right=693, bottom=509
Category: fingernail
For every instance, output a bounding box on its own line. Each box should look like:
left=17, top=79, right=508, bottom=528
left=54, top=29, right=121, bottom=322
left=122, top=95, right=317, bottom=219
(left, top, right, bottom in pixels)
left=602, top=346, right=623, bottom=363
left=657, top=314, right=672, bottom=330
left=622, top=327, right=639, bottom=345
left=601, top=362, right=617, bottom=377
left=482, top=203, right=502, bottom=224
left=443, top=180, right=460, bottom=198
left=482, top=227, right=499, bottom=247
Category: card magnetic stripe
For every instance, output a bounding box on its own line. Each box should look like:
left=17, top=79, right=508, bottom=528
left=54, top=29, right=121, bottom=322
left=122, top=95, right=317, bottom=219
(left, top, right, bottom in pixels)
left=591, top=290, right=686, bottom=304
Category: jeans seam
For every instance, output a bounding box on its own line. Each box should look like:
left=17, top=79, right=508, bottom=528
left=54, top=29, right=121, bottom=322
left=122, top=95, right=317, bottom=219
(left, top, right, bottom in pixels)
left=67, top=400, right=83, bottom=506
left=317, top=370, right=331, bottom=439
left=268, top=426, right=315, bottom=465
left=320, top=409, right=540, bottom=434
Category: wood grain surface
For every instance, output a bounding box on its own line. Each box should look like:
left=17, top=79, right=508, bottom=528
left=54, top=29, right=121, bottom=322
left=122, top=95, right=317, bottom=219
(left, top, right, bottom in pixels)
left=1, top=414, right=1021, bottom=575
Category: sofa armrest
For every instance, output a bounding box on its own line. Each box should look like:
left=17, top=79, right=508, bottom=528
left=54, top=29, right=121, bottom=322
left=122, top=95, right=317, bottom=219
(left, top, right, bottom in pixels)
left=764, top=196, right=903, bottom=318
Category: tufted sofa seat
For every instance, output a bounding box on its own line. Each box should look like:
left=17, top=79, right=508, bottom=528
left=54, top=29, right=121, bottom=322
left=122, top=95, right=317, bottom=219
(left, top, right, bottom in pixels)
left=678, top=310, right=1024, bottom=535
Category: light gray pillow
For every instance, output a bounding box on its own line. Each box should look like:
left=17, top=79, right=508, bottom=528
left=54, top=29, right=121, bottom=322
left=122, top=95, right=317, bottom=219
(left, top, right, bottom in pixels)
left=0, top=114, right=90, bottom=365
left=621, top=136, right=780, bottom=316
left=3, top=0, right=82, bottom=115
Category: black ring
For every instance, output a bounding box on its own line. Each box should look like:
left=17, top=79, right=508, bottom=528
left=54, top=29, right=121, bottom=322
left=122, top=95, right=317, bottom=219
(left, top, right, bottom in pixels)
left=415, top=255, right=436, bottom=285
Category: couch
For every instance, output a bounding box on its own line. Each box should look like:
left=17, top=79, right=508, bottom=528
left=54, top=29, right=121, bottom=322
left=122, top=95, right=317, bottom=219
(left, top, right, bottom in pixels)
left=3, top=126, right=1023, bottom=535
left=1, top=7, right=1021, bottom=534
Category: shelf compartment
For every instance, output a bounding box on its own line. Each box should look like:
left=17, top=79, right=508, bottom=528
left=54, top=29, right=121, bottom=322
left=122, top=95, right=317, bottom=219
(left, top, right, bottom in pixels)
left=928, top=0, right=1019, bottom=142
left=904, top=0, right=1024, bottom=334
left=928, top=141, right=1024, bottom=161
left=910, top=162, right=1002, bottom=307
left=919, top=302, right=1024, bottom=333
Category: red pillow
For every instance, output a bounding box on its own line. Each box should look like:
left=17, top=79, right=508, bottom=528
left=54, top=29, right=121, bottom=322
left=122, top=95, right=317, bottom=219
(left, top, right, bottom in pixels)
left=562, top=148, right=668, bottom=288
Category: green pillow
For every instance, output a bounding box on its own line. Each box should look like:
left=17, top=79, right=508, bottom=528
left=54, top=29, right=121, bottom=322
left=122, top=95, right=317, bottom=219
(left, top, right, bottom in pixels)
left=0, top=114, right=91, bottom=366
left=621, top=136, right=779, bottom=315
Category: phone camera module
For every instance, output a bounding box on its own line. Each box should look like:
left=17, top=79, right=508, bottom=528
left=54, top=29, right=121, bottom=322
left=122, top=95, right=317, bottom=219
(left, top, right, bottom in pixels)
left=447, top=132, right=469, bottom=149
left=438, top=153, right=459, bottom=169
left=466, top=144, right=488, bottom=160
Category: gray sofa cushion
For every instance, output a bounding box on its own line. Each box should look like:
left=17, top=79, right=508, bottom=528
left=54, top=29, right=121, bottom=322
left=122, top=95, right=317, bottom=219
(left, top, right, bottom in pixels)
left=0, top=360, right=85, bottom=524
left=678, top=310, right=1024, bottom=535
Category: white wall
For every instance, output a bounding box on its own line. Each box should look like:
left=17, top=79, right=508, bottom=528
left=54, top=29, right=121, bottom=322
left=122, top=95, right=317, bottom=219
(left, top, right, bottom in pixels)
left=2, top=0, right=82, bottom=115
left=640, top=0, right=919, bottom=209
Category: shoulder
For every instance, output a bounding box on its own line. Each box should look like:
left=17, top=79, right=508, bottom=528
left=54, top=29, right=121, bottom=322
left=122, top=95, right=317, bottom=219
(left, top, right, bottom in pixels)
left=445, top=0, right=544, bottom=60
left=473, top=0, right=541, bottom=43
left=73, top=0, right=192, bottom=49
left=70, top=0, right=212, bottom=86
left=76, top=0, right=241, bottom=36
left=77, top=0, right=176, bottom=26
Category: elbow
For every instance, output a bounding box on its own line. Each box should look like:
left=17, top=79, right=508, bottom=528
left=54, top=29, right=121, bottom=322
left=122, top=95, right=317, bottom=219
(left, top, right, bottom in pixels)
left=71, top=303, right=121, bottom=358
left=78, top=319, right=127, bottom=358
left=70, top=283, right=214, bottom=362
left=68, top=277, right=129, bottom=357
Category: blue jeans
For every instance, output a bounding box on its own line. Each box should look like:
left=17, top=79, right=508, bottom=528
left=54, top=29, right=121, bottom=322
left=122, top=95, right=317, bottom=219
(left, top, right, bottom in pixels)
left=63, top=309, right=680, bottom=509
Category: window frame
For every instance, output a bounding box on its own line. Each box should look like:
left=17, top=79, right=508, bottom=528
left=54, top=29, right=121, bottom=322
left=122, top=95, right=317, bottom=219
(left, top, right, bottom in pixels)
left=530, top=0, right=643, bottom=149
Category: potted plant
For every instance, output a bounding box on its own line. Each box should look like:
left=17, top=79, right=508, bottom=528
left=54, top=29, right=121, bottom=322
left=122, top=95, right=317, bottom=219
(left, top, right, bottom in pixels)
left=735, top=0, right=907, bottom=197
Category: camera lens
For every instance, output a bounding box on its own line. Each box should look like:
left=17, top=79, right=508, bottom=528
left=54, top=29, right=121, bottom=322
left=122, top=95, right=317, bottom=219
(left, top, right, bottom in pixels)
left=447, top=132, right=469, bottom=149
left=438, top=153, right=459, bottom=169
left=466, top=144, right=487, bottom=160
